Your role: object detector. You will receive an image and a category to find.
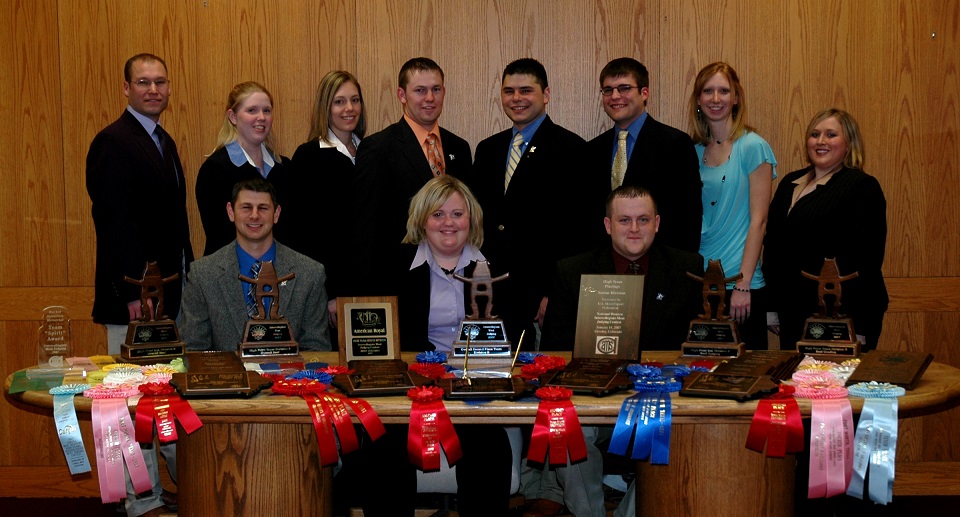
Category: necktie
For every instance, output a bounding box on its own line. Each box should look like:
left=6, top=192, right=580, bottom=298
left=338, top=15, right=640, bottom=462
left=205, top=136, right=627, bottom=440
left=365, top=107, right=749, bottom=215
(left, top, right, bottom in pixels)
left=611, top=129, right=629, bottom=189
left=628, top=261, right=642, bottom=275
left=154, top=125, right=179, bottom=185
left=504, top=132, right=524, bottom=192
left=245, top=260, right=262, bottom=317
left=425, top=133, right=445, bottom=176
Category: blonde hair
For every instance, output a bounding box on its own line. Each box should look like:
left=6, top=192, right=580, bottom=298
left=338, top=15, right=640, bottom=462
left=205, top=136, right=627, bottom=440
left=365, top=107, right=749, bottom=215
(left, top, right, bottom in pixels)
left=688, top=62, right=754, bottom=145
left=212, top=81, right=281, bottom=162
left=403, top=176, right=484, bottom=248
left=805, top=108, right=865, bottom=170
left=308, top=71, right=366, bottom=144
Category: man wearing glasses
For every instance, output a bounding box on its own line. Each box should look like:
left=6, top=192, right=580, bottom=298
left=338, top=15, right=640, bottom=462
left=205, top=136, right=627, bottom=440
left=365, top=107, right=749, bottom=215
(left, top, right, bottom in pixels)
left=586, top=57, right=702, bottom=253
left=86, top=53, right=190, bottom=516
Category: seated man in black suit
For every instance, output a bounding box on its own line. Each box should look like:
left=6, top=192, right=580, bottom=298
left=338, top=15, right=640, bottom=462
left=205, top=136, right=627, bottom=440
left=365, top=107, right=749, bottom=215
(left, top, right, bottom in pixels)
left=523, top=185, right=703, bottom=517
left=585, top=57, right=702, bottom=254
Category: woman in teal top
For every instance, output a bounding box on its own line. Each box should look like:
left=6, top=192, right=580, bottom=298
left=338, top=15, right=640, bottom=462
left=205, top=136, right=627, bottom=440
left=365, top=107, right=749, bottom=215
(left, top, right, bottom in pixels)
left=688, top=62, right=777, bottom=349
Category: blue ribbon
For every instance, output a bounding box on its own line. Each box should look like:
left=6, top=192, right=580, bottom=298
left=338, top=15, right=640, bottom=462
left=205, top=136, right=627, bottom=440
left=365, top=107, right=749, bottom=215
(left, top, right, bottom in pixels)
left=53, top=392, right=91, bottom=474
left=847, top=398, right=898, bottom=504
left=651, top=393, right=672, bottom=465
left=609, top=393, right=642, bottom=455
left=610, top=392, right=674, bottom=464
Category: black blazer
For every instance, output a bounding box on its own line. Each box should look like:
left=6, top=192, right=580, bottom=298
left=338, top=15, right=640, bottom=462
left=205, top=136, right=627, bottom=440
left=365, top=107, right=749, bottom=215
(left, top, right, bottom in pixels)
left=540, top=244, right=704, bottom=353
left=282, top=141, right=356, bottom=297
left=466, top=115, right=594, bottom=322
left=388, top=244, right=522, bottom=352
left=349, top=119, right=471, bottom=294
left=764, top=166, right=888, bottom=348
left=195, top=146, right=290, bottom=257
left=86, top=110, right=194, bottom=324
left=585, top=115, right=703, bottom=253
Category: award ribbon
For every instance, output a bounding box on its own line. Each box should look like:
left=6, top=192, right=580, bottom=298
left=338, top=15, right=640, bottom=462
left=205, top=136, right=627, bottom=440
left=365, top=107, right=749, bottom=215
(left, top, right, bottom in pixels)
left=134, top=382, right=203, bottom=444
left=407, top=386, right=461, bottom=471
left=305, top=394, right=340, bottom=466
left=746, top=385, right=804, bottom=457
left=88, top=394, right=152, bottom=503
left=806, top=398, right=854, bottom=498
left=609, top=392, right=673, bottom=464
left=528, top=386, right=588, bottom=466
left=50, top=384, right=92, bottom=474
left=846, top=383, right=902, bottom=504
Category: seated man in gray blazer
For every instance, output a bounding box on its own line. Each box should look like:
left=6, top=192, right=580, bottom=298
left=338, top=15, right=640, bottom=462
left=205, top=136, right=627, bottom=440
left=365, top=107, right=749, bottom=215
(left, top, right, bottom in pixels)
left=181, top=178, right=331, bottom=350
left=523, top=185, right=703, bottom=517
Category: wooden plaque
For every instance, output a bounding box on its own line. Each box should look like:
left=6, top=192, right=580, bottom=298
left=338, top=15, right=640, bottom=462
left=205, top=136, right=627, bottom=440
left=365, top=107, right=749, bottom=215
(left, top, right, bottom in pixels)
left=338, top=296, right=401, bottom=365
left=573, top=275, right=644, bottom=361
left=171, top=351, right=272, bottom=397
left=679, top=372, right=779, bottom=402
left=845, top=350, right=934, bottom=390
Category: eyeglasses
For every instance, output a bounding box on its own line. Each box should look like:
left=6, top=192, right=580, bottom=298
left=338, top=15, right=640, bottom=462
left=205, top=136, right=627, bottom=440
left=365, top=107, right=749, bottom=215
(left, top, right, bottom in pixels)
left=131, top=79, right=170, bottom=89
left=601, top=84, right=639, bottom=96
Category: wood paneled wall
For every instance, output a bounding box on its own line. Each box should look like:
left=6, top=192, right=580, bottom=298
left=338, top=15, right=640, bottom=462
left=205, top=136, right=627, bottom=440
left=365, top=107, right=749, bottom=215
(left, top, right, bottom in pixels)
left=2, top=0, right=959, bottom=498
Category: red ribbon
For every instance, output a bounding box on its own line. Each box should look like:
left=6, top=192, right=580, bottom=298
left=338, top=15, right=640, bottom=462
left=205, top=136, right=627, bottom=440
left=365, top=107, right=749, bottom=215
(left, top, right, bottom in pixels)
left=135, top=384, right=203, bottom=444
left=305, top=394, right=340, bottom=466
left=407, top=386, right=461, bottom=471
left=746, top=385, right=804, bottom=457
left=342, top=396, right=386, bottom=441
left=318, top=394, right=359, bottom=454
left=528, top=387, right=588, bottom=466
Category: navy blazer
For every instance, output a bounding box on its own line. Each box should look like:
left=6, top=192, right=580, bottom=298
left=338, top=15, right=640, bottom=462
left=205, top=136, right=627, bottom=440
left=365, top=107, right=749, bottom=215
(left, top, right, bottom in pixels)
left=540, top=244, right=704, bottom=353
left=585, top=115, right=703, bottom=253
left=466, top=115, right=594, bottom=323
left=86, top=110, right=194, bottom=324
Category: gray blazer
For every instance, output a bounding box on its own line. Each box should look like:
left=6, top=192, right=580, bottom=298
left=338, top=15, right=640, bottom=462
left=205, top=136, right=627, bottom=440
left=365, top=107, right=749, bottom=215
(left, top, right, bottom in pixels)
left=181, top=241, right=331, bottom=351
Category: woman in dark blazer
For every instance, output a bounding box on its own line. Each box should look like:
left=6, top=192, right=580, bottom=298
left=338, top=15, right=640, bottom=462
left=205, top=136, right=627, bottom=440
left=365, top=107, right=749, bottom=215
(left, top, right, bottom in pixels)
left=195, top=81, right=288, bottom=256
left=764, top=108, right=888, bottom=350
left=339, top=176, right=514, bottom=517
left=284, top=71, right=366, bottom=317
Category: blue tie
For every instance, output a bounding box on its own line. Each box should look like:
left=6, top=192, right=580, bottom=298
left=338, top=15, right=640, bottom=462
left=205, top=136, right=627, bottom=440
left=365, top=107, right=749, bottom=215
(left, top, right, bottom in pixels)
left=245, top=261, right=262, bottom=317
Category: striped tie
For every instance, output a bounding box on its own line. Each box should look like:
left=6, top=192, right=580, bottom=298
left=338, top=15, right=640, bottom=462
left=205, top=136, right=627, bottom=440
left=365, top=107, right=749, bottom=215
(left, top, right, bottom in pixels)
left=611, top=129, right=629, bottom=189
left=245, top=260, right=262, bottom=317
left=504, top=132, right=524, bottom=192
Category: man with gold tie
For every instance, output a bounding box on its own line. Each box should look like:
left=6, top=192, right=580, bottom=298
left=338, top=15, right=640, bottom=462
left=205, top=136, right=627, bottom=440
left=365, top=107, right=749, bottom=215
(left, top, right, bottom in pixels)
left=585, top=57, right=702, bottom=254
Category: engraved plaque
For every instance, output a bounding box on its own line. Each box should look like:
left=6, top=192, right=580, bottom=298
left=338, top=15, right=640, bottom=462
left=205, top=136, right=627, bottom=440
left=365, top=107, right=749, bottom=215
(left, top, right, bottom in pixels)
left=573, top=275, right=644, bottom=361
left=170, top=351, right=271, bottom=397
left=542, top=357, right=633, bottom=396
left=338, top=297, right=401, bottom=364
left=440, top=377, right=528, bottom=400
left=333, top=359, right=427, bottom=397
left=679, top=372, right=779, bottom=402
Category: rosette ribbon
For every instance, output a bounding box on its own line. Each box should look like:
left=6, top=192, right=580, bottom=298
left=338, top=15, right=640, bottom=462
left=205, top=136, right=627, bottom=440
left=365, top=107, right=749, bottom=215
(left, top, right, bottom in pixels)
left=528, top=387, right=588, bottom=466
left=134, top=382, right=202, bottom=444
left=846, top=383, right=902, bottom=504
left=746, top=385, right=804, bottom=457
left=50, top=384, right=92, bottom=474
left=807, top=398, right=854, bottom=498
left=86, top=387, right=152, bottom=503
left=609, top=392, right=673, bottom=464
left=407, top=386, right=461, bottom=471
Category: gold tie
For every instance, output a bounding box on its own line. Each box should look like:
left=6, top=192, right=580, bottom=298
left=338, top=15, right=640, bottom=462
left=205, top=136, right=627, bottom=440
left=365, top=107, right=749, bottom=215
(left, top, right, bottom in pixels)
left=425, top=133, right=445, bottom=176
left=611, top=129, right=629, bottom=189
left=504, top=132, right=524, bottom=192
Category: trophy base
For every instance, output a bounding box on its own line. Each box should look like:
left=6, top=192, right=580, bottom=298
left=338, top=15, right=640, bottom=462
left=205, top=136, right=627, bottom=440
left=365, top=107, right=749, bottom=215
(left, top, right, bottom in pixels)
left=240, top=319, right=300, bottom=358
left=121, top=320, right=185, bottom=363
left=797, top=317, right=860, bottom=358
left=682, top=319, right=743, bottom=358
left=681, top=342, right=745, bottom=358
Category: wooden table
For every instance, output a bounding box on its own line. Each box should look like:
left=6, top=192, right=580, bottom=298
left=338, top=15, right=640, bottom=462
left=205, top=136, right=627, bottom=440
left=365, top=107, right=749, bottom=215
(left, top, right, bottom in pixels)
left=7, top=352, right=960, bottom=516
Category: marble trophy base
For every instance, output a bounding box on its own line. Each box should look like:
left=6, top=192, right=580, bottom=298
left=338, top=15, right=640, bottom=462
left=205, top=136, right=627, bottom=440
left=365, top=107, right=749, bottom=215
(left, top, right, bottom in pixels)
left=682, top=319, right=744, bottom=358
left=121, top=320, right=185, bottom=363
left=240, top=319, right=300, bottom=359
left=796, top=317, right=860, bottom=358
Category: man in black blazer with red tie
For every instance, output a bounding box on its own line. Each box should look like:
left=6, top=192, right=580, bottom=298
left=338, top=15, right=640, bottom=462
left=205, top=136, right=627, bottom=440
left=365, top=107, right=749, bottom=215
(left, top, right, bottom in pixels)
left=350, top=57, right=471, bottom=293
left=466, top=58, right=593, bottom=340
left=85, top=53, right=190, bottom=517
left=586, top=57, right=702, bottom=254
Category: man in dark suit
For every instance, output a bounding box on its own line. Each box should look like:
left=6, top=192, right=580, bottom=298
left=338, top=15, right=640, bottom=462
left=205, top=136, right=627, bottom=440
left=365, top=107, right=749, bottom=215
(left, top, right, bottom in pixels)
left=585, top=57, right=702, bottom=253
left=180, top=179, right=330, bottom=351
left=525, top=186, right=703, bottom=517
left=86, top=53, right=193, bottom=355
left=350, top=57, right=471, bottom=293
left=85, top=53, right=192, bottom=517
left=466, top=58, right=592, bottom=340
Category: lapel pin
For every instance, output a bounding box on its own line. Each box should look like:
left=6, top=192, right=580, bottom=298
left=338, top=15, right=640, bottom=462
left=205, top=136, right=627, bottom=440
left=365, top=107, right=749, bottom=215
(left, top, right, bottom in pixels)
left=656, top=293, right=664, bottom=300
